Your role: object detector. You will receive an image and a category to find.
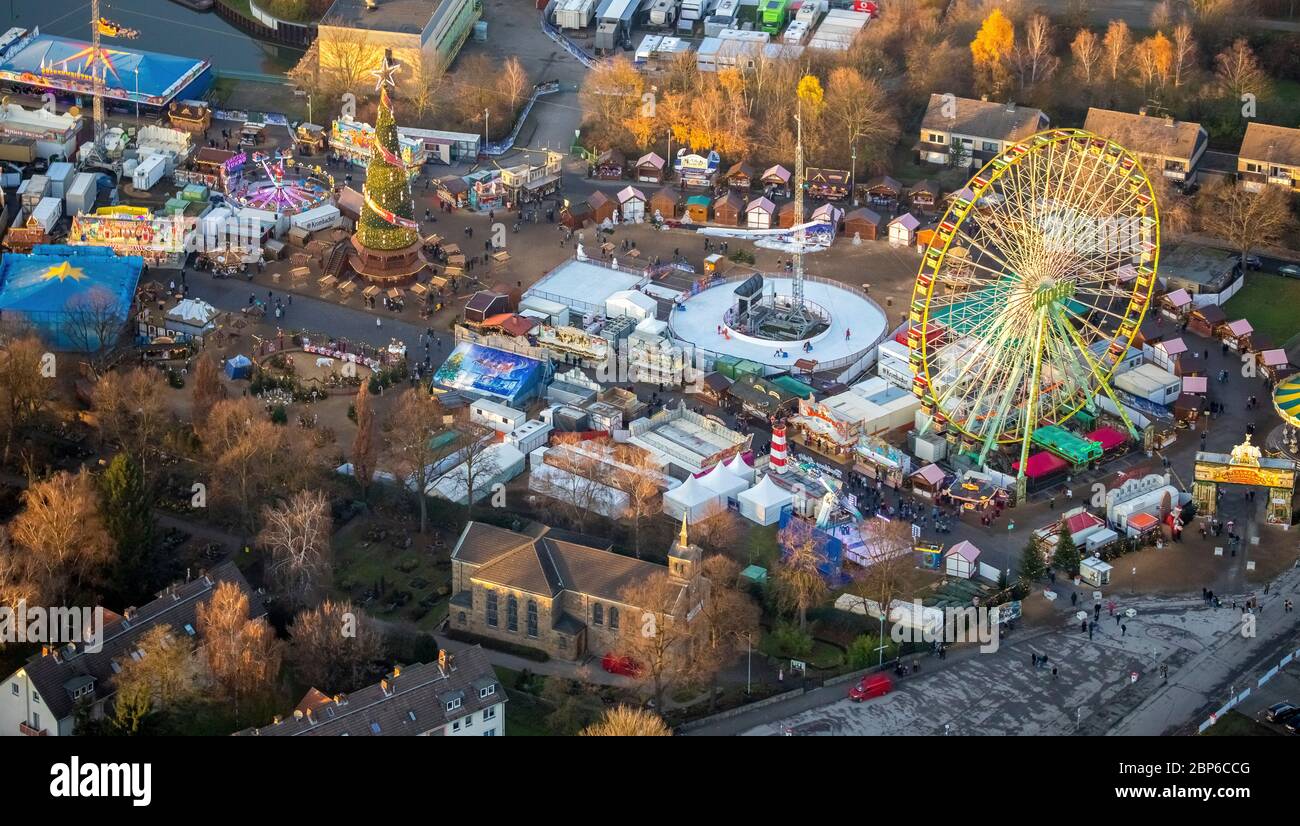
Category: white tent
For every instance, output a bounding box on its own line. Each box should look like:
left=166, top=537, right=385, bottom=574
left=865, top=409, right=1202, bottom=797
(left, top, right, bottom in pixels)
left=737, top=473, right=794, bottom=525
left=430, top=443, right=526, bottom=505
left=663, top=473, right=723, bottom=521
left=723, top=452, right=755, bottom=483
left=699, top=461, right=749, bottom=499
left=605, top=289, right=658, bottom=322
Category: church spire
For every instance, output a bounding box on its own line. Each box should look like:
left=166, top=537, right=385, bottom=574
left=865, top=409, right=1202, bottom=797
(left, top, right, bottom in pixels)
left=679, top=511, right=689, bottom=548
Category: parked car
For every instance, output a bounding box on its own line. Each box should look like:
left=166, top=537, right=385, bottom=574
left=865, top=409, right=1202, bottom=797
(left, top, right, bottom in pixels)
left=601, top=653, right=642, bottom=677
left=1263, top=702, right=1299, bottom=723
left=1279, top=264, right=1300, bottom=278
left=1244, top=254, right=1262, bottom=270
left=1287, top=716, right=1300, bottom=735
left=848, top=673, right=893, bottom=702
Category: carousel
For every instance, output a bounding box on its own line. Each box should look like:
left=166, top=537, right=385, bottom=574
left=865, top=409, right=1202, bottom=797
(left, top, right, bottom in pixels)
left=226, top=150, right=335, bottom=215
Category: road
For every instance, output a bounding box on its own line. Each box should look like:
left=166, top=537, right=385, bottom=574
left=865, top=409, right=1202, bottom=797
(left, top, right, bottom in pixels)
left=684, top=564, right=1300, bottom=735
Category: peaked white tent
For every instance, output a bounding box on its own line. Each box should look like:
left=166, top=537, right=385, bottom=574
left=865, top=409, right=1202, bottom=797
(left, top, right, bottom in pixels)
left=724, top=452, right=755, bottom=483
left=699, top=461, right=748, bottom=499
left=738, top=474, right=794, bottom=525
left=663, top=473, right=723, bottom=521
left=944, top=540, right=981, bottom=580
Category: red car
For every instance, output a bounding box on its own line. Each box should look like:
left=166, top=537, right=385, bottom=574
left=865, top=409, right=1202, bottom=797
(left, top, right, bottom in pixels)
left=848, top=674, right=893, bottom=702
left=601, top=653, right=642, bottom=677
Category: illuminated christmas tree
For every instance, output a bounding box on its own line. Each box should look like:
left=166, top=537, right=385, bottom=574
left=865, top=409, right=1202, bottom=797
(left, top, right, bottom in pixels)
left=355, top=51, right=419, bottom=252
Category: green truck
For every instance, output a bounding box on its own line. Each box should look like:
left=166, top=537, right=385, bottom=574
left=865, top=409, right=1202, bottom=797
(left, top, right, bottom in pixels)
left=759, top=0, right=790, bottom=33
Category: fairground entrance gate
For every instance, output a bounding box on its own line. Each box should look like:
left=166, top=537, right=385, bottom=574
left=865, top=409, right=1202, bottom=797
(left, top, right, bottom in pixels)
left=1193, top=435, right=1296, bottom=525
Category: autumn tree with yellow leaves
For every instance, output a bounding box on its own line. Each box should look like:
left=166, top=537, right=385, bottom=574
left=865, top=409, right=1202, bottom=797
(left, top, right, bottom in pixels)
left=970, top=9, right=1015, bottom=98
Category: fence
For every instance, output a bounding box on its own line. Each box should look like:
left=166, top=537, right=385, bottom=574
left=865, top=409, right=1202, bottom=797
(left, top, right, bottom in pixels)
left=1197, top=646, right=1300, bottom=733
left=541, top=0, right=599, bottom=68
left=483, top=81, right=562, bottom=156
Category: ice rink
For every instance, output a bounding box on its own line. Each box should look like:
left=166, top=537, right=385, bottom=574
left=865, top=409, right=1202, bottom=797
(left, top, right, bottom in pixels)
left=669, top=276, right=888, bottom=370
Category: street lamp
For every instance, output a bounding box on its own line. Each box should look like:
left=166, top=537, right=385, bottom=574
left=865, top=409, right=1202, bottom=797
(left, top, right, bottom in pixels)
left=134, top=67, right=139, bottom=120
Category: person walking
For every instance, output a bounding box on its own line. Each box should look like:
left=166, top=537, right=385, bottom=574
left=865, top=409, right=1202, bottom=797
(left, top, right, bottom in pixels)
left=1121, top=623, right=1127, bottom=636
left=1051, top=666, right=1058, bottom=680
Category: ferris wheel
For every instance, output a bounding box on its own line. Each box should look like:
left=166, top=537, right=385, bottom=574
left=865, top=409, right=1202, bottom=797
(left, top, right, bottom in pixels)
left=908, top=128, right=1160, bottom=474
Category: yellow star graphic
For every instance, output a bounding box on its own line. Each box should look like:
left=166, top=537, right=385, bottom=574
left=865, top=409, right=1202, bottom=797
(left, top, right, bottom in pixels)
left=41, top=262, right=87, bottom=282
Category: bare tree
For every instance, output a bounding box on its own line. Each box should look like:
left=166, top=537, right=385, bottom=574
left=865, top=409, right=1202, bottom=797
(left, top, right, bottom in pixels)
left=1171, top=22, right=1198, bottom=90
left=1013, top=13, right=1061, bottom=92
left=0, top=335, right=51, bottom=464
left=91, top=368, right=171, bottom=480
left=384, top=390, right=457, bottom=534
left=62, top=287, right=128, bottom=377
left=846, top=519, right=915, bottom=662
left=535, top=436, right=616, bottom=534
left=1070, top=28, right=1103, bottom=89
left=196, top=581, right=283, bottom=724
left=499, top=57, right=531, bottom=120
left=619, top=570, right=699, bottom=712
left=190, top=354, right=226, bottom=435
left=1215, top=38, right=1271, bottom=103
left=447, top=421, right=501, bottom=519
left=258, top=489, right=333, bottom=611
left=826, top=67, right=900, bottom=180
left=773, top=518, right=830, bottom=631
left=288, top=599, right=383, bottom=693
left=350, top=381, right=377, bottom=502
left=199, top=398, right=306, bottom=534
left=695, top=555, right=759, bottom=709
left=614, top=443, right=664, bottom=558
left=1102, top=20, right=1132, bottom=84
left=9, top=470, right=113, bottom=604
left=311, top=22, right=376, bottom=98
left=580, top=705, right=672, bottom=736
left=1200, top=181, right=1294, bottom=269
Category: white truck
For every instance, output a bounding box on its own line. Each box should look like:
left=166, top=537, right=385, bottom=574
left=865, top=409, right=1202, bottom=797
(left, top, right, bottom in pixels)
left=681, top=0, right=714, bottom=21
left=132, top=154, right=167, bottom=191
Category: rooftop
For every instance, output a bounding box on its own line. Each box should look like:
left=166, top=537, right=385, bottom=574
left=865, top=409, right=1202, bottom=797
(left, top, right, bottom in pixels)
left=919, top=94, right=1048, bottom=142
left=1239, top=122, right=1300, bottom=166
left=1083, top=108, right=1206, bottom=160
left=321, top=0, right=448, bottom=34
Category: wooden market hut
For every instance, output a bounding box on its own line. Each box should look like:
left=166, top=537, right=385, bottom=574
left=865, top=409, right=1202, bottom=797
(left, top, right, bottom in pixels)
left=1187, top=303, right=1226, bottom=338
left=593, top=149, right=626, bottom=180
left=168, top=100, right=211, bottom=134
left=843, top=207, right=882, bottom=241
left=1158, top=288, right=1193, bottom=322
left=588, top=190, right=617, bottom=224
left=722, top=161, right=755, bottom=192
left=746, top=196, right=775, bottom=229
left=650, top=187, right=679, bottom=220
left=858, top=174, right=901, bottom=207
left=888, top=213, right=920, bottom=246
left=1216, top=318, right=1254, bottom=352
left=811, top=203, right=843, bottom=231
left=806, top=167, right=850, bottom=200
left=907, top=180, right=940, bottom=210
left=437, top=176, right=470, bottom=209
left=761, top=164, right=792, bottom=197
left=684, top=194, right=711, bottom=223
left=561, top=201, right=593, bottom=229
left=635, top=152, right=666, bottom=183
left=777, top=200, right=802, bottom=229
left=713, top=191, right=743, bottom=226
left=465, top=291, right=511, bottom=325
left=616, top=185, right=647, bottom=222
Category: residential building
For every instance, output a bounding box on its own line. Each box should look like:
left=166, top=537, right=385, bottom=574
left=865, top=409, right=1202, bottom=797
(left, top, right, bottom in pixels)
left=0, top=562, right=262, bottom=737
left=1237, top=122, right=1300, bottom=193
left=448, top=520, right=709, bottom=661
left=1083, top=107, right=1208, bottom=185
left=915, top=95, right=1049, bottom=168
left=235, top=646, right=505, bottom=737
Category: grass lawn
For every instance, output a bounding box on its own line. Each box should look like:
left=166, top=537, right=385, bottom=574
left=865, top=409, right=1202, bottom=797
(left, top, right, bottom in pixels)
left=1222, top=273, right=1300, bottom=346
left=1201, top=709, right=1282, bottom=736
left=330, top=516, right=451, bottom=632
left=493, top=666, right=556, bottom=736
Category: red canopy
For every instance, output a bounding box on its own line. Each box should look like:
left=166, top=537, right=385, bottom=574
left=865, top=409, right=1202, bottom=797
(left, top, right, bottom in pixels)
left=1013, top=451, right=1068, bottom=479
left=1087, top=426, right=1129, bottom=451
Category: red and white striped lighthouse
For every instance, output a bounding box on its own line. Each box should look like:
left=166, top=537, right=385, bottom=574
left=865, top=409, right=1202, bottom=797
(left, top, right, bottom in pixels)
left=769, top=424, right=788, bottom=474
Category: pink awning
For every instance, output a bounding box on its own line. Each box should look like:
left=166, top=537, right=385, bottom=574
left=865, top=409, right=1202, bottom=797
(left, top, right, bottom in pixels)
left=1182, top=376, right=1208, bottom=393
left=1162, top=288, right=1191, bottom=308
left=913, top=463, right=946, bottom=486
left=1066, top=511, right=1103, bottom=534
left=1226, top=319, right=1253, bottom=337
left=1087, top=426, right=1129, bottom=451
left=1012, top=451, right=1067, bottom=478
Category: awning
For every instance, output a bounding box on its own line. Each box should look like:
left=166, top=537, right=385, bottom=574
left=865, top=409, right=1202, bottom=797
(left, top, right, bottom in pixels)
left=1127, top=512, right=1159, bottom=531
left=1086, top=426, right=1129, bottom=451
left=1013, top=451, right=1067, bottom=478
left=1261, top=348, right=1289, bottom=367
left=1226, top=319, right=1253, bottom=337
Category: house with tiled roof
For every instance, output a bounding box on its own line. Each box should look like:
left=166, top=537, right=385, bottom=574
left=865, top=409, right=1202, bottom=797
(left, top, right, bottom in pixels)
left=916, top=95, right=1049, bottom=168
left=234, top=646, right=505, bottom=737
left=0, top=562, right=262, bottom=737
left=1083, top=107, right=1208, bottom=185
left=1237, top=122, right=1300, bottom=194
left=448, top=520, right=708, bottom=661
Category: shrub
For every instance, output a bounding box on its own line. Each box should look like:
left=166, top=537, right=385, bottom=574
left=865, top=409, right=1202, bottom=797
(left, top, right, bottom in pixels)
left=769, top=622, right=813, bottom=657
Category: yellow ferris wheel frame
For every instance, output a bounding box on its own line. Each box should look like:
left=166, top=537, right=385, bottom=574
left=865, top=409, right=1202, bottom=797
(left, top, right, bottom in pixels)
left=906, top=128, right=1161, bottom=466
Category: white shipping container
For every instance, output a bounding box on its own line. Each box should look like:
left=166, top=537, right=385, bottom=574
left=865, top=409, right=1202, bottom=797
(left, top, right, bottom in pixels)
left=46, top=162, right=74, bottom=198
left=30, top=196, right=62, bottom=233
left=555, top=0, right=595, bottom=29
left=289, top=204, right=341, bottom=232
left=64, top=172, right=97, bottom=216
left=132, top=154, right=167, bottom=191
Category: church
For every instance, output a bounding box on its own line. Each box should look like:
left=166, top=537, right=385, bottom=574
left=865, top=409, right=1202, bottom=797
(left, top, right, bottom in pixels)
left=448, top=517, right=709, bottom=662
